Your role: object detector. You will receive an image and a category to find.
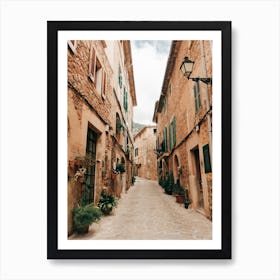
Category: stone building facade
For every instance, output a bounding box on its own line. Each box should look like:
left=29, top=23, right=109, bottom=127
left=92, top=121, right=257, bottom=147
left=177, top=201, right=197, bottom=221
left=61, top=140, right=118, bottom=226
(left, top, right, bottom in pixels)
left=134, top=126, right=158, bottom=180
left=67, top=40, right=137, bottom=234
left=153, top=40, right=212, bottom=219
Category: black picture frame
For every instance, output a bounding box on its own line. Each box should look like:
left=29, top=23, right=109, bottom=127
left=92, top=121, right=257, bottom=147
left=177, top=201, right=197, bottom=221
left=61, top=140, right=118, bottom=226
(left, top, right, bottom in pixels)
left=47, top=21, right=231, bottom=259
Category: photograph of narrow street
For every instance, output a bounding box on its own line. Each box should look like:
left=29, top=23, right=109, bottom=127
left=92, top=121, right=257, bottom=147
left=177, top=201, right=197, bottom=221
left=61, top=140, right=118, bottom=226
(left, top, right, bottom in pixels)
left=67, top=40, right=213, bottom=240
left=70, top=177, right=212, bottom=240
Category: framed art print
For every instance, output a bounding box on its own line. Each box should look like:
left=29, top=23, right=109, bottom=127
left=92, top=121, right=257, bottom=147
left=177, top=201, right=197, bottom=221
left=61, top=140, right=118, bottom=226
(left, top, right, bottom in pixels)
left=47, top=21, right=231, bottom=259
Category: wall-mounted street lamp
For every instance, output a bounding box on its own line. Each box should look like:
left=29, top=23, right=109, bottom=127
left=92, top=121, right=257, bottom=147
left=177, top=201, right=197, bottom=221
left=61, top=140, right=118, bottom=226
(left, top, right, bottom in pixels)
left=180, top=57, right=212, bottom=85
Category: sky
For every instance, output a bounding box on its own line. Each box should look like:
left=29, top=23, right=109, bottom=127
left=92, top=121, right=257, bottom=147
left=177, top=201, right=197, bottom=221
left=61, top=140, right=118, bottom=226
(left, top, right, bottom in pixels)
left=131, top=40, right=171, bottom=125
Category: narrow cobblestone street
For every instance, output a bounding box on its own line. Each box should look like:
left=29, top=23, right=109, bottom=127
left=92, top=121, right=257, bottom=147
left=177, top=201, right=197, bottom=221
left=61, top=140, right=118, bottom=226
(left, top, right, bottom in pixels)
left=70, top=177, right=212, bottom=240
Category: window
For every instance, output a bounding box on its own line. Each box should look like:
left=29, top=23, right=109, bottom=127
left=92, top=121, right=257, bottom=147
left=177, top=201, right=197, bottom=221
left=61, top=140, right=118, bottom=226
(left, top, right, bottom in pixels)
left=68, top=40, right=77, bottom=53
left=153, top=128, right=157, bottom=135
left=118, top=65, right=123, bottom=89
left=168, top=117, right=176, bottom=151
left=84, top=127, right=97, bottom=204
left=172, top=117, right=176, bottom=147
left=168, top=124, right=172, bottom=151
left=169, top=83, right=172, bottom=95
left=194, top=81, right=201, bottom=112
left=123, top=87, right=128, bottom=112
left=163, top=98, right=167, bottom=113
left=135, top=148, right=139, bottom=157
left=89, top=46, right=106, bottom=97
left=163, top=127, right=168, bottom=152
left=101, top=70, right=107, bottom=99
left=116, top=113, right=122, bottom=134
left=203, top=144, right=211, bottom=173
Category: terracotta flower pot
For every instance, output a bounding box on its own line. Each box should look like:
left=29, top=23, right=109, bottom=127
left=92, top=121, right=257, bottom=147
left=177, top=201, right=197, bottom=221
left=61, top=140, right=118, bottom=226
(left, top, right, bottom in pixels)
left=175, top=195, right=185, bottom=204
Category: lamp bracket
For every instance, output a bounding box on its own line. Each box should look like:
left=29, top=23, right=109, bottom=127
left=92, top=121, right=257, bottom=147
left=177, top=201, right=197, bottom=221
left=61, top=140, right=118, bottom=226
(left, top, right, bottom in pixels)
left=189, top=77, right=212, bottom=85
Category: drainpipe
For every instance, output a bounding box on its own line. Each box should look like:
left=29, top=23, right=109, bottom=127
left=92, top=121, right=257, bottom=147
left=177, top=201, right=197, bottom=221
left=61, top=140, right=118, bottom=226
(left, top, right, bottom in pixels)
left=200, top=41, right=212, bottom=165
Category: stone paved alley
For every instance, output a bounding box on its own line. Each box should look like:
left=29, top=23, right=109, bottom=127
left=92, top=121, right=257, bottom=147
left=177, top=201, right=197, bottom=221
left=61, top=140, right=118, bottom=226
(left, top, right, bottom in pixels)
left=70, top=177, right=212, bottom=240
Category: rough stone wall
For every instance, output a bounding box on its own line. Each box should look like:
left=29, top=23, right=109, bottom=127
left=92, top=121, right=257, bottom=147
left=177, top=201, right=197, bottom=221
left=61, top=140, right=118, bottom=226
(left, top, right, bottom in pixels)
left=134, top=126, right=158, bottom=181
left=67, top=40, right=135, bottom=235
left=155, top=40, right=212, bottom=220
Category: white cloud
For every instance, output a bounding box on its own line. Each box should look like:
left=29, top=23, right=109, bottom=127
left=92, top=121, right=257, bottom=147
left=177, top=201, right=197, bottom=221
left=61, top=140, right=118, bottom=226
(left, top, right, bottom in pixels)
left=131, top=41, right=171, bottom=125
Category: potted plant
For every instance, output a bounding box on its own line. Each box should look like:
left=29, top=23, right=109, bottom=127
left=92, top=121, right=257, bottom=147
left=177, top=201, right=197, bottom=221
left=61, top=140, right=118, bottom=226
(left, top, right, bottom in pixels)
left=72, top=203, right=103, bottom=234
left=98, top=191, right=118, bottom=215
left=111, top=169, right=119, bottom=179
left=164, top=173, right=174, bottom=195
left=132, top=176, right=136, bottom=185
left=184, top=189, right=191, bottom=209
left=116, top=163, right=125, bottom=173
left=173, top=180, right=185, bottom=203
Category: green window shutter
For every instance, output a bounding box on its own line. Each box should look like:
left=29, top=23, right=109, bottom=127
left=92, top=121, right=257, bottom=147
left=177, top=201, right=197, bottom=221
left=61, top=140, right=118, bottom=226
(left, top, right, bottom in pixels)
left=163, top=127, right=167, bottom=152
left=118, top=66, right=122, bottom=88
left=197, top=81, right=201, bottom=108
left=194, top=82, right=201, bottom=112
left=123, top=87, right=128, bottom=112
left=173, top=117, right=176, bottom=147
left=194, top=85, right=198, bottom=112
left=169, top=124, right=172, bottom=151
left=162, top=130, right=165, bottom=152
left=163, top=98, right=166, bottom=113
left=203, top=144, right=211, bottom=173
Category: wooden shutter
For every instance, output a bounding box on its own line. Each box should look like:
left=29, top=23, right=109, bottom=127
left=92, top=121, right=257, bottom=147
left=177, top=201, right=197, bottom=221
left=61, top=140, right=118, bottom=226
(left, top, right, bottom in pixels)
left=197, top=81, right=201, bottom=108
left=163, top=127, right=167, bottom=152
left=203, top=144, right=211, bottom=173
left=89, top=46, right=96, bottom=82
left=194, top=82, right=201, bottom=112
left=119, top=66, right=122, bottom=88
left=68, top=40, right=77, bottom=53
left=194, top=85, right=198, bottom=112
left=168, top=124, right=172, bottom=151
left=123, top=87, right=128, bottom=111
left=102, top=70, right=107, bottom=97
left=173, top=117, right=176, bottom=147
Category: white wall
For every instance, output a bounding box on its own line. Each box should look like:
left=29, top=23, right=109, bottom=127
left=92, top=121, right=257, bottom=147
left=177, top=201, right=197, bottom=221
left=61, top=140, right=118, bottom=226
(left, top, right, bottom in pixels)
left=0, top=0, right=279, bottom=279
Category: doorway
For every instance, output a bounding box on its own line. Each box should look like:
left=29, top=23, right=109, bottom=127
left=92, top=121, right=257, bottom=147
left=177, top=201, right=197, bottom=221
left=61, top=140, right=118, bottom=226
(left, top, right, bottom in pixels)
left=192, top=147, right=204, bottom=208
left=85, top=127, right=98, bottom=204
